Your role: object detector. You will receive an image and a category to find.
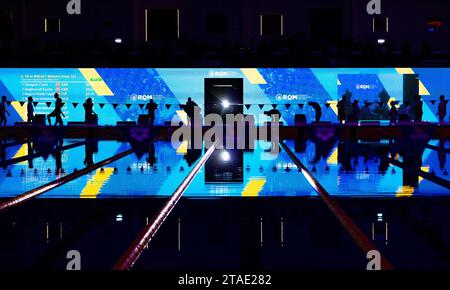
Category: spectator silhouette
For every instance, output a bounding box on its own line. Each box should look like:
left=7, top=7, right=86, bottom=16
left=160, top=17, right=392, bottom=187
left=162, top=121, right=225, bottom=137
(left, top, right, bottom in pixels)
left=145, top=99, right=158, bottom=126
left=438, top=95, right=448, bottom=123
left=47, top=93, right=65, bottom=126
left=389, top=101, right=398, bottom=124
left=184, top=97, right=199, bottom=125
left=27, top=96, right=34, bottom=124
left=0, top=96, right=9, bottom=127
left=83, top=98, right=96, bottom=124
left=377, top=89, right=390, bottom=118
left=414, top=94, right=423, bottom=122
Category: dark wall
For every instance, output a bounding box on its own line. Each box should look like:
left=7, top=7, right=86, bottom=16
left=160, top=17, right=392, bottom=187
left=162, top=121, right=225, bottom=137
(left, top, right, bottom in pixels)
left=1, top=0, right=449, bottom=52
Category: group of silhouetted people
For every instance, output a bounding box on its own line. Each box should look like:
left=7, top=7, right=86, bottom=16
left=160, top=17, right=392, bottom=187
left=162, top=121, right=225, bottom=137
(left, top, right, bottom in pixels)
left=0, top=92, right=449, bottom=127
left=144, top=97, right=199, bottom=126
left=337, top=96, right=363, bottom=123
left=335, top=93, right=448, bottom=124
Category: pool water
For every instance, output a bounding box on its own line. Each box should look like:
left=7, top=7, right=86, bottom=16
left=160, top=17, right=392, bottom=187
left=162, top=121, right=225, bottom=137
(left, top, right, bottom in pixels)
left=0, top=137, right=449, bottom=270
left=0, top=138, right=448, bottom=198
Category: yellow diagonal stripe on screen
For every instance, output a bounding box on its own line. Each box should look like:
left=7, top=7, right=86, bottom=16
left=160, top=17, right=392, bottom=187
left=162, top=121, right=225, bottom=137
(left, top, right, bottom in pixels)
left=11, top=101, right=27, bottom=121
left=419, top=82, right=430, bottom=95
left=395, top=68, right=415, bottom=74
left=242, top=178, right=266, bottom=197
left=80, top=167, right=114, bottom=198
left=176, top=140, right=188, bottom=155
left=395, top=68, right=430, bottom=96
left=327, top=100, right=338, bottom=115
left=79, top=68, right=114, bottom=96
left=241, top=68, right=267, bottom=85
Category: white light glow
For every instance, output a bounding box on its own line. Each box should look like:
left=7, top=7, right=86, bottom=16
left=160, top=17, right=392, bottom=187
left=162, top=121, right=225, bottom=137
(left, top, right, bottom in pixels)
left=221, top=151, right=231, bottom=162
left=222, top=99, right=230, bottom=109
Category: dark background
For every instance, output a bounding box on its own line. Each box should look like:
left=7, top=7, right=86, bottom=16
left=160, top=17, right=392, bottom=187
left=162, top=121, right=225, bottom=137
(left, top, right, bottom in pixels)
left=0, top=0, right=449, bottom=66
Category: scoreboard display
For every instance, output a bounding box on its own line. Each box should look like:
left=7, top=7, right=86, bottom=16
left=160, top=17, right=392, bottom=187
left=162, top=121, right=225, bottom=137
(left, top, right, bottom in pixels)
left=0, top=68, right=446, bottom=125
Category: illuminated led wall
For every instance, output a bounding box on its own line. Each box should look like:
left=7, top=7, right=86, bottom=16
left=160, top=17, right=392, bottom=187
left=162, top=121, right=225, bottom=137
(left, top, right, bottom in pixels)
left=0, top=68, right=447, bottom=125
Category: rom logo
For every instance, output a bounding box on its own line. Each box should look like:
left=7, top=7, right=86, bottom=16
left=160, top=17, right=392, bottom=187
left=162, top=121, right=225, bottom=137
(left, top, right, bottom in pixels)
left=366, top=0, right=381, bottom=15
left=67, top=0, right=81, bottom=15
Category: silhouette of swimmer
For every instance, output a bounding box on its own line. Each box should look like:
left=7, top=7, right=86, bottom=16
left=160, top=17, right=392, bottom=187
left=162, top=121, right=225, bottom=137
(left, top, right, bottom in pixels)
left=27, top=96, right=34, bottom=124
left=83, top=98, right=97, bottom=124
left=264, top=108, right=281, bottom=122
left=0, top=96, right=10, bottom=127
left=47, top=93, right=65, bottom=126
left=438, top=95, right=448, bottom=123
left=145, top=99, right=158, bottom=126
left=308, top=101, right=322, bottom=123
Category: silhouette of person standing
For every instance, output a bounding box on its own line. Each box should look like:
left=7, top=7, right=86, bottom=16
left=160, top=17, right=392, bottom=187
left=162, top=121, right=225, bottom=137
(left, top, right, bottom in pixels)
left=337, top=95, right=347, bottom=123
left=83, top=98, right=96, bottom=124
left=0, top=96, right=9, bottom=127
left=145, top=99, right=158, bottom=126
left=389, top=101, right=398, bottom=124
left=264, top=108, right=281, bottom=122
left=308, top=101, right=322, bottom=123
left=27, top=96, right=34, bottom=124
left=414, top=94, right=423, bottom=122
left=438, top=95, right=448, bottom=123
left=47, top=93, right=65, bottom=126
left=184, top=97, right=198, bottom=126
